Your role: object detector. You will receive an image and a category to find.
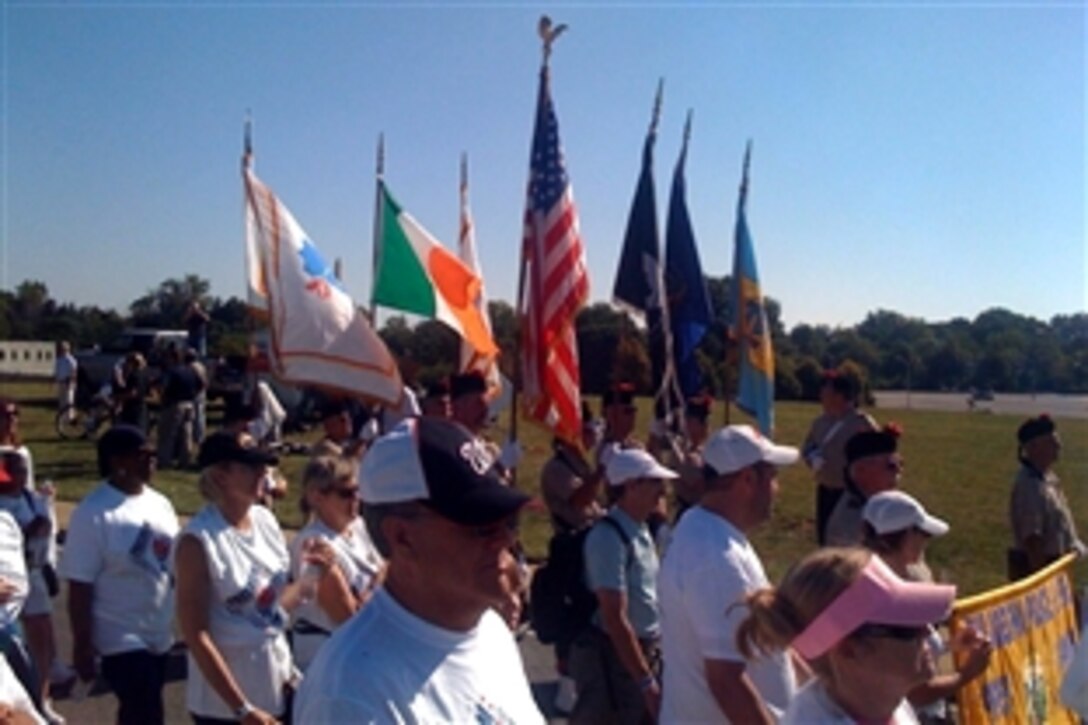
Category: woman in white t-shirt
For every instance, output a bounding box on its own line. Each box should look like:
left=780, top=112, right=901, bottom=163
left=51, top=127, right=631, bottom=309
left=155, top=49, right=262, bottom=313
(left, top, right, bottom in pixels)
left=861, top=491, right=993, bottom=723
left=289, top=456, right=383, bottom=671
left=175, top=432, right=336, bottom=724
left=737, top=548, right=958, bottom=725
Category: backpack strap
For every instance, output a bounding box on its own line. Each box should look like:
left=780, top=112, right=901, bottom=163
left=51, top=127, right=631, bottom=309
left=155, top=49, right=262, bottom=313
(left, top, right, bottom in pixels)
left=596, top=514, right=635, bottom=572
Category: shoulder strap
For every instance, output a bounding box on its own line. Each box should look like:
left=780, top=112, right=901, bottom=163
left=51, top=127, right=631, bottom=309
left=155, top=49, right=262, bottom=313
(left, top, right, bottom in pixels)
left=597, top=515, right=635, bottom=570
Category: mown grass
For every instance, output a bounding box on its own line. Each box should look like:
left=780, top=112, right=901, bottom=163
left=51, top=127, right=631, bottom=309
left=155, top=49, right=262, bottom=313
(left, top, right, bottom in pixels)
left=3, top=379, right=1084, bottom=597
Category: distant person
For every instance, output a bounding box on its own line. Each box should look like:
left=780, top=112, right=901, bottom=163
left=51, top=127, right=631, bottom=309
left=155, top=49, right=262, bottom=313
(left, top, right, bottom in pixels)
left=597, top=383, right=640, bottom=469
left=737, top=548, right=957, bottom=724
left=293, top=418, right=542, bottom=723
left=658, top=425, right=801, bottom=724
left=185, top=349, right=208, bottom=446
left=449, top=372, right=521, bottom=476
left=801, top=372, right=876, bottom=544
left=156, top=347, right=203, bottom=469
left=0, top=401, right=34, bottom=491
left=825, top=424, right=903, bottom=547
left=1008, top=415, right=1085, bottom=580
left=52, top=344, right=77, bottom=422
left=111, top=353, right=149, bottom=433
left=540, top=404, right=604, bottom=535
left=568, top=448, right=676, bottom=725
left=183, top=300, right=210, bottom=357
left=289, top=456, right=383, bottom=672
left=59, top=427, right=179, bottom=725
left=419, top=379, right=452, bottom=419
left=310, top=399, right=363, bottom=460
left=861, top=491, right=993, bottom=721
left=669, top=396, right=712, bottom=519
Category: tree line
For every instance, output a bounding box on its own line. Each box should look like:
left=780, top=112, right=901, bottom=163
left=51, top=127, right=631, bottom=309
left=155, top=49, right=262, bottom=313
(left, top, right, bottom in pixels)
left=3, top=276, right=1086, bottom=397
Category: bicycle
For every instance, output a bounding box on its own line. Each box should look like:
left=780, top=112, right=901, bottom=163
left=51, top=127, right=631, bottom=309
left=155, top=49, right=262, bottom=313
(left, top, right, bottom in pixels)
left=55, top=397, right=114, bottom=440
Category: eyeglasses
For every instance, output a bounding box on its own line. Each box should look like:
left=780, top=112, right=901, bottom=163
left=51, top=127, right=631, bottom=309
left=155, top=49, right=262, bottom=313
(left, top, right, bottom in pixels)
left=328, top=486, right=359, bottom=500
left=854, top=623, right=929, bottom=642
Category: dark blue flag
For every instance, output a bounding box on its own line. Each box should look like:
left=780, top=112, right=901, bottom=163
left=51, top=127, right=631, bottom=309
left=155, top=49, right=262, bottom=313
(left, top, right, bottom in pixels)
left=665, top=112, right=712, bottom=398
left=612, top=82, right=680, bottom=416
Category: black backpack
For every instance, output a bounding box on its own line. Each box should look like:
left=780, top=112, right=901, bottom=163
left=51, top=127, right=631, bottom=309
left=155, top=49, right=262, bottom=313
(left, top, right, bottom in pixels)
left=530, top=516, right=632, bottom=645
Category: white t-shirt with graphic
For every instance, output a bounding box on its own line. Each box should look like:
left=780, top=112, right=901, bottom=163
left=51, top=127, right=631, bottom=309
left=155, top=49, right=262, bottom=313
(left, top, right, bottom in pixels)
left=658, top=506, right=796, bottom=723
left=783, top=679, right=918, bottom=724
left=293, top=587, right=544, bottom=724
left=288, top=516, right=383, bottom=670
left=58, top=481, right=179, bottom=656
left=179, top=503, right=294, bottom=720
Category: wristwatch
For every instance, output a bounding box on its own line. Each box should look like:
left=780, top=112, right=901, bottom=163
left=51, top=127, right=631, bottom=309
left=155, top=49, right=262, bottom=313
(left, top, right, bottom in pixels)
left=234, top=700, right=256, bottom=720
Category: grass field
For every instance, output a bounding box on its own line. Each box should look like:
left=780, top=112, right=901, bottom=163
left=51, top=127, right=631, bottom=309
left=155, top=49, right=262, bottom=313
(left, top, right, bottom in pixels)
left=2, top=379, right=1084, bottom=597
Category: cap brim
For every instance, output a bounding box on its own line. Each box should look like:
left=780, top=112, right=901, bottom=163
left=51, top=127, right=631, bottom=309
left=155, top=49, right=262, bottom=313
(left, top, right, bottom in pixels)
left=870, top=578, right=956, bottom=627
left=762, top=443, right=800, bottom=467
left=645, top=461, right=679, bottom=480
left=237, top=449, right=279, bottom=467
left=917, top=513, right=950, bottom=538
left=431, top=483, right=531, bottom=526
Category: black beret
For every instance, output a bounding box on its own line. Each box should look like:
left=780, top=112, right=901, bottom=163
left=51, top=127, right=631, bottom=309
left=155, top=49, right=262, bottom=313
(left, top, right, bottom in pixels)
left=845, top=426, right=900, bottom=464
left=1017, top=415, right=1056, bottom=445
left=449, top=372, right=487, bottom=399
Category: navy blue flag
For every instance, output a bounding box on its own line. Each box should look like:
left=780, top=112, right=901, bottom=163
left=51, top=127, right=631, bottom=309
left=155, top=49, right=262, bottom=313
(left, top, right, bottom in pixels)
left=664, top=112, right=712, bottom=398
left=612, top=83, right=680, bottom=417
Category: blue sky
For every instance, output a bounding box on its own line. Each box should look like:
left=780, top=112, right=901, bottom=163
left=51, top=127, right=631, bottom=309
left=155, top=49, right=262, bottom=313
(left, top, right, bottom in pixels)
left=3, top=3, right=1084, bottom=330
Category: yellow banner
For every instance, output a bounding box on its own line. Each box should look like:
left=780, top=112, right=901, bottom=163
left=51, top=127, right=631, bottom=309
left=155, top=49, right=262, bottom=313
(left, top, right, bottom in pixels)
left=951, top=554, right=1081, bottom=724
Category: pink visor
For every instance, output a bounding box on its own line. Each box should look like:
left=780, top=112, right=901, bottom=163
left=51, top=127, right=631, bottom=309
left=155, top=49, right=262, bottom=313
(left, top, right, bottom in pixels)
left=791, top=555, right=955, bottom=660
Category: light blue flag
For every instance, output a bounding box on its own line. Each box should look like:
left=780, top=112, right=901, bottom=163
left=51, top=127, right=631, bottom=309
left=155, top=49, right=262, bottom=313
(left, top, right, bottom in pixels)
left=732, top=142, right=776, bottom=435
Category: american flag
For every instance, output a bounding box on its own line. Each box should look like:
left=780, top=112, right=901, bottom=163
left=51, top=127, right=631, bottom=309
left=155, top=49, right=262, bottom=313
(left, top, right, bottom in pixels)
left=520, top=67, right=589, bottom=443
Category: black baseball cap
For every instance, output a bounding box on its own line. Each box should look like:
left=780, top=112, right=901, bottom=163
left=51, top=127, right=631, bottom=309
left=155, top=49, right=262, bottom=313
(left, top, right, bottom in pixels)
left=97, top=425, right=153, bottom=476
left=602, top=383, right=636, bottom=409
left=198, top=431, right=279, bottom=469
left=360, top=418, right=529, bottom=526
left=846, top=426, right=901, bottom=464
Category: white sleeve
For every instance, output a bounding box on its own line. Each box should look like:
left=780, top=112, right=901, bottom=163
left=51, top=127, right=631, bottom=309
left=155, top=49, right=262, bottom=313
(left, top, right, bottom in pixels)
left=57, top=504, right=103, bottom=584
left=1062, top=627, right=1088, bottom=718
left=0, top=515, right=28, bottom=618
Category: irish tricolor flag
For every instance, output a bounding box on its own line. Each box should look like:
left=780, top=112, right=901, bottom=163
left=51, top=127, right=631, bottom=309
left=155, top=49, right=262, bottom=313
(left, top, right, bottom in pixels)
left=372, top=182, right=498, bottom=358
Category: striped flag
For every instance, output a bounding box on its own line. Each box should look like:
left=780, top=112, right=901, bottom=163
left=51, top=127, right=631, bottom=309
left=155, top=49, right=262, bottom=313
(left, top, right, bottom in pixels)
left=519, top=65, right=589, bottom=443
left=243, top=166, right=403, bottom=405
left=457, top=155, right=502, bottom=394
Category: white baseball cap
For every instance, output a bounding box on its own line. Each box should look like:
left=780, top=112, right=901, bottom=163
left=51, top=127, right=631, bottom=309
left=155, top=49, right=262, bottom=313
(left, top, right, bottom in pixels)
left=605, top=448, right=679, bottom=487
left=703, top=424, right=799, bottom=476
left=863, top=490, right=949, bottom=537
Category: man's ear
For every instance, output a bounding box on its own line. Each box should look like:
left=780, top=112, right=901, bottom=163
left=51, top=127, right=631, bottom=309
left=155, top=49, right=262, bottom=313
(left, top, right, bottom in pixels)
left=381, top=516, right=417, bottom=560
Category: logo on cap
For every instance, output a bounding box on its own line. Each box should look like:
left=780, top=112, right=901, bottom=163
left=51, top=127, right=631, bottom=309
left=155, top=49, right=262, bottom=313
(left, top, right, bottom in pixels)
left=460, top=439, right=494, bottom=475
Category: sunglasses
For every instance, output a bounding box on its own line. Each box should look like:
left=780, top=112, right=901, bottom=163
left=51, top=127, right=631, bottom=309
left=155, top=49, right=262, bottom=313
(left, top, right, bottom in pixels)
left=854, top=623, right=929, bottom=642
left=327, top=486, right=359, bottom=500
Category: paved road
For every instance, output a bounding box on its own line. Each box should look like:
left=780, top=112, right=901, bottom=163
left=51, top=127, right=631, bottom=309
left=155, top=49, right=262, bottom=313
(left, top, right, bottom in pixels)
left=873, top=390, right=1088, bottom=419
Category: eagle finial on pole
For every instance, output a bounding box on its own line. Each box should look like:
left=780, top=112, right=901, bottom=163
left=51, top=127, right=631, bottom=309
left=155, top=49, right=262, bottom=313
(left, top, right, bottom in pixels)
left=538, top=15, right=568, bottom=65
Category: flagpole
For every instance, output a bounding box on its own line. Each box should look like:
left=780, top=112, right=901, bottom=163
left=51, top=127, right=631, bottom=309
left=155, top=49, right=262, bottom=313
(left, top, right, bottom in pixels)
left=369, top=133, right=384, bottom=325
left=726, top=140, right=753, bottom=427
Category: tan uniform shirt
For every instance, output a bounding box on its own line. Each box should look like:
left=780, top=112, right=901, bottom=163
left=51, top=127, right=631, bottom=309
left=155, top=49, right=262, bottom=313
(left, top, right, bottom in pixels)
left=1010, top=465, right=1084, bottom=558
left=540, top=450, right=602, bottom=533
left=802, top=410, right=877, bottom=490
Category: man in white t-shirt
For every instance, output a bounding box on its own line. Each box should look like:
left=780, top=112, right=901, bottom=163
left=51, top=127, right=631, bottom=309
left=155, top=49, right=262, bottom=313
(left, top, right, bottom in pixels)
left=293, top=418, right=544, bottom=723
left=59, top=426, right=179, bottom=725
left=658, top=425, right=802, bottom=724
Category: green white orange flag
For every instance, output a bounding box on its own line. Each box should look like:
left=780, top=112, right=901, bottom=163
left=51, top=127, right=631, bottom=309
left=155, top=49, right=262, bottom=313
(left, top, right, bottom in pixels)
left=372, top=181, right=498, bottom=358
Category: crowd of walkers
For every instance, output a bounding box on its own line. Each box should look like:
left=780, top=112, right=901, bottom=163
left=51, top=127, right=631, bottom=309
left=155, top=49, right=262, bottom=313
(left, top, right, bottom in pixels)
left=0, top=364, right=1082, bottom=724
